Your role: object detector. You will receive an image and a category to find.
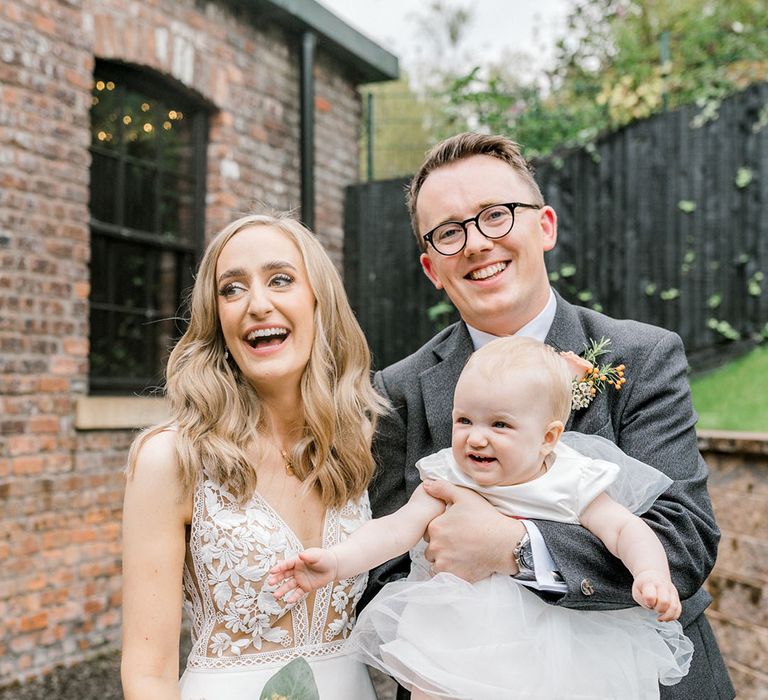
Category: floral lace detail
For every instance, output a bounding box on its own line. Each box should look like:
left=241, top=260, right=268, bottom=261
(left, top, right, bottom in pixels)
left=183, top=474, right=370, bottom=669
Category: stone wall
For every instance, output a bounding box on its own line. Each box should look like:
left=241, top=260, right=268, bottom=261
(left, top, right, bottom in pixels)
left=0, top=0, right=368, bottom=686
left=701, top=431, right=768, bottom=699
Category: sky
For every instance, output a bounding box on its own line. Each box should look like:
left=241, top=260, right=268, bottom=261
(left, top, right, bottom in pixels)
left=317, top=0, right=570, bottom=75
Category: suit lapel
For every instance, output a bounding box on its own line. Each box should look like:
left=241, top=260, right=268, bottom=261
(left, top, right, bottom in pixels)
left=419, top=323, right=473, bottom=450
left=545, top=292, right=590, bottom=432
left=544, top=291, right=588, bottom=355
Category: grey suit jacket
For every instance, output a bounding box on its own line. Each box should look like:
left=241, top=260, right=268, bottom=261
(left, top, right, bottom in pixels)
left=366, top=291, right=734, bottom=699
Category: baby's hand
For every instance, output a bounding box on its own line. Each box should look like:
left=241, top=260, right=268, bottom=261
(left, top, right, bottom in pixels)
left=632, top=570, right=681, bottom=622
left=268, top=548, right=338, bottom=603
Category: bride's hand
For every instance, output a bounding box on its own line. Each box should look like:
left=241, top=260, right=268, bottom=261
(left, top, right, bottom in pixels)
left=421, top=479, right=525, bottom=582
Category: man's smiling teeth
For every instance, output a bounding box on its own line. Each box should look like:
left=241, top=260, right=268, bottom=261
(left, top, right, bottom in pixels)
left=469, top=262, right=507, bottom=280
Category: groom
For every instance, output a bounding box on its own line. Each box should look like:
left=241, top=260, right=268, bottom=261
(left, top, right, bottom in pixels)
left=365, top=133, right=734, bottom=698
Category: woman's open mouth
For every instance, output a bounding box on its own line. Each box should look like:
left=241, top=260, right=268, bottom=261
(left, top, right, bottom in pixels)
left=245, top=327, right=289, bottom=350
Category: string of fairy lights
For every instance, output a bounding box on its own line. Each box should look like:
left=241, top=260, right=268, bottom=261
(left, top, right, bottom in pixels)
left=91, top=79, right=185, bottom=144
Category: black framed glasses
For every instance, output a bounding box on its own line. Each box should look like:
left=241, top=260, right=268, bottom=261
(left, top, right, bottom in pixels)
left=422, top=202, right=542, bottom=256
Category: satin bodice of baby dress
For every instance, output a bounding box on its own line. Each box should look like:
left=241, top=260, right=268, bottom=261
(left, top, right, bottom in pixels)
left=178, top=471, right=377, bottom=700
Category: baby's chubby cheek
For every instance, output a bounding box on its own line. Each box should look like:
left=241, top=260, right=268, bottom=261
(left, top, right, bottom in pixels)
left=450, top=438, right=467, bottom=472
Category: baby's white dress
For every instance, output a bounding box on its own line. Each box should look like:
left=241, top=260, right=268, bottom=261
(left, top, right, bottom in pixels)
left=178, top=471, right=376, bottom=700
left=347, top=433, right=693, bottom=700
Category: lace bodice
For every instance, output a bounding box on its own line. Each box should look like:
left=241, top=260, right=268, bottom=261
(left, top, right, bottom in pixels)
left=183, top=473, right=370, bottom=670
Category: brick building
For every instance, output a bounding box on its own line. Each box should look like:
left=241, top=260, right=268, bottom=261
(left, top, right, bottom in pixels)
left=0, top=0, right=396, bottom=686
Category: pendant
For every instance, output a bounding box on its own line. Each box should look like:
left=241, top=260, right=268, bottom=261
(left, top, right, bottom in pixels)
left=280, top=449, right=295, bottom=477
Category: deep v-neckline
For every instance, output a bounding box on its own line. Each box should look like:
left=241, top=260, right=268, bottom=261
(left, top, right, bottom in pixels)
left=251, top=490, right=339, bottom=639
left=185, top=475, right=371, bottom=668
left=252, top=489, right=332, bottom=552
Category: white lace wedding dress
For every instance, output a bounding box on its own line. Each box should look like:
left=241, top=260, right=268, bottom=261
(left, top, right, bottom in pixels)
left=179, top=471, right=376, bottom=700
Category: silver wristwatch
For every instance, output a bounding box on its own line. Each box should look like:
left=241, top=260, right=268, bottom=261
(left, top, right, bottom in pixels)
left=513, top=532, right=536, bottom=581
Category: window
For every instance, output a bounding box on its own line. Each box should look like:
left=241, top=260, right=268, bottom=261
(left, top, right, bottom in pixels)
left=88, top=61, right=208, bottom=394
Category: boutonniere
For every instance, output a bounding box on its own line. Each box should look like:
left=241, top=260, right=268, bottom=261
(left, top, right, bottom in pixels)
left=560, top=337, right=626, bottom=411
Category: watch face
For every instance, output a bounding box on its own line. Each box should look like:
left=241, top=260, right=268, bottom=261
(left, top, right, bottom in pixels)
left=520, top=545, right=535, bottom=571
left=514, top=535, right=534, bottom=574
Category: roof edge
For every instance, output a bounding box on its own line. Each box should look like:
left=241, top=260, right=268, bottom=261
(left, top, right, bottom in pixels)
left=241, top=0, right=399, bottom=83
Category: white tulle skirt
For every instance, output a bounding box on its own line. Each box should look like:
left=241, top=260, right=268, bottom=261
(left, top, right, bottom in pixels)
left=347, top=572, right=692, bottom=700
left=179, top=651, right=376, bottom=700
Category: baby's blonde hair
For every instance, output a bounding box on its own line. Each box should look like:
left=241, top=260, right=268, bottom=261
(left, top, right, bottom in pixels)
left=463, top=336, right=573, bottom=425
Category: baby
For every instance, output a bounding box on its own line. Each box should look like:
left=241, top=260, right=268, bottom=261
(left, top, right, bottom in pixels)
left=270, top=336, right=691, bottom=699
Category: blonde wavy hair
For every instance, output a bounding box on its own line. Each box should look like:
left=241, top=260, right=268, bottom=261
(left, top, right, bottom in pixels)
left=464, top=336, right=573, bottom=425
left=127, top=213, right=388, bottom=508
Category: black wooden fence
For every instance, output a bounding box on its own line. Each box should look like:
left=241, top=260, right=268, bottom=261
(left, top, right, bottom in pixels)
left=343, top=176, right=445, bottom=369
left=344, top=82, right=768, bottom=371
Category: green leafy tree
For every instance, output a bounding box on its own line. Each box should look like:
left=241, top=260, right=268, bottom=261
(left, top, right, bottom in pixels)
left=426, top=0, right=768, bottom=155
left=362, top=0, right=768, bottom=167
left=553, top=0, right=768, bottom=131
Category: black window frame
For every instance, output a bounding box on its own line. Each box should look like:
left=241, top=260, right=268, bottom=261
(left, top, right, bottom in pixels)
left=88, top=60, right=210, bottom=395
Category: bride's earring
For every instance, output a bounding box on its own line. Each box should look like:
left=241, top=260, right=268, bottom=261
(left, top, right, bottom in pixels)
left=224, top=347, right=230, bottom=360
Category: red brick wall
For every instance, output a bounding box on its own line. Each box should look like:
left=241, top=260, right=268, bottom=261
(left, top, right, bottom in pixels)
left=701, top=432, right=768, bottom=699
left=314, top=56, right=364, bottom=262
left=1, top=0, right=93, bottom=681
left=0, top=0, right=364, bottom=685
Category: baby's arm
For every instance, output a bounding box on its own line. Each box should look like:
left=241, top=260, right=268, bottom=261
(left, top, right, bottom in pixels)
left=270, top=484, right=445, bottom=601
left=579, top=493, right=681, bottom=621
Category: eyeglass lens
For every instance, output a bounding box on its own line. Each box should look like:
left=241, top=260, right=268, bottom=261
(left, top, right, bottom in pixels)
left=431, top=204, right=515, bottom=254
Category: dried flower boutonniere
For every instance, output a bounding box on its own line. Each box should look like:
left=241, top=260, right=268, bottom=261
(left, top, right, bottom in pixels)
left=560, top=337, right=626, bottom=411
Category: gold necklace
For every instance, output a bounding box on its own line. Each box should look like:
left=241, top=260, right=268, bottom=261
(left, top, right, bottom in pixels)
left=280, top=449, right=295, bottom=477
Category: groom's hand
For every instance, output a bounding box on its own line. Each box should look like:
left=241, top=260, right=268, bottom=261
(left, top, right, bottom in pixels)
left=422, top=479, right=525, bottom=582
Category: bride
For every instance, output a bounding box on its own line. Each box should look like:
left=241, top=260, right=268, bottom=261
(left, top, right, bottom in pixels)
left=120, top=214, right=387, bottom=699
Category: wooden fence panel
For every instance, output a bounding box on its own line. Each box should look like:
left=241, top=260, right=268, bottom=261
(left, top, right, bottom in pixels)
left=344, top=83, right=768, bottom=371
left=343, top=178, right=457, bottom=369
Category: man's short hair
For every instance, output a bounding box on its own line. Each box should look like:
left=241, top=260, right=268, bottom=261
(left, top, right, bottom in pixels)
left=407, top=133, right=545, bottom=251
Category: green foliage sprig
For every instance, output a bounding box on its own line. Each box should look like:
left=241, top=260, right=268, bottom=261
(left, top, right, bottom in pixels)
left=567, top=337, right=626, bottom=411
